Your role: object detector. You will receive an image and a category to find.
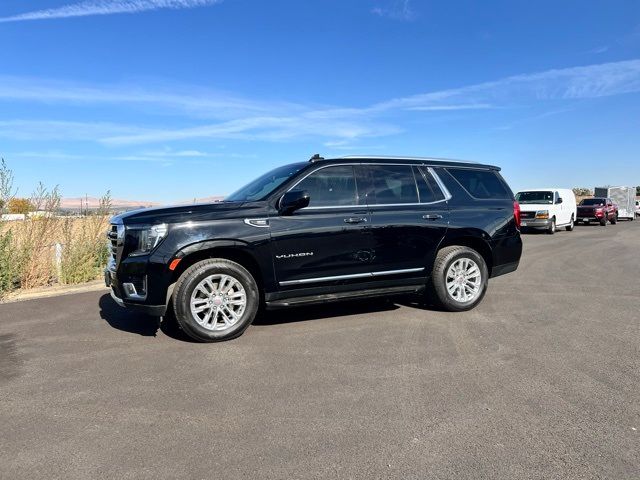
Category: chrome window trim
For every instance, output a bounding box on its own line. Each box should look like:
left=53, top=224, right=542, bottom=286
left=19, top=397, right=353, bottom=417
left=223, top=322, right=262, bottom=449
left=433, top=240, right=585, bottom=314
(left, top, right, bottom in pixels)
left=278, top=267, right=425, bottom=286
left=427, top=167, right=452, bottom=201
left=282, top=162, right=451, bottom=211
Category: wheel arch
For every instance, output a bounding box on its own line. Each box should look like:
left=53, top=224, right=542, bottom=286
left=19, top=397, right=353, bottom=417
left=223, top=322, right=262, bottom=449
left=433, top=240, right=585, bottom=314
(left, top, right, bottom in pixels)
left=437, top=233, right=494, bottom=276
left=170, top=240, right=264, bottom=293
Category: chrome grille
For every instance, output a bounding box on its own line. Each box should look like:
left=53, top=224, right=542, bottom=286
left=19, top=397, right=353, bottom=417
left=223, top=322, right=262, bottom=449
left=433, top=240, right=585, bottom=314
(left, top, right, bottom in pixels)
left=106, top=223, right=124, bottom=270
left=107, top=225, right=118, bottom=260
left=520, top=211, right=536, bottom=219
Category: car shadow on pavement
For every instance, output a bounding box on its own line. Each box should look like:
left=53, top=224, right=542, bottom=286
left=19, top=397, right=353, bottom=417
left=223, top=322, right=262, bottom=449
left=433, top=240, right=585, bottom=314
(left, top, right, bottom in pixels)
left=98, top=294, right=161, bottom=337
left=253, top=297, right=401, bottom=326
left=99, top=294, right=199, bottom=342
left=99, top=293, right=438, bottom=341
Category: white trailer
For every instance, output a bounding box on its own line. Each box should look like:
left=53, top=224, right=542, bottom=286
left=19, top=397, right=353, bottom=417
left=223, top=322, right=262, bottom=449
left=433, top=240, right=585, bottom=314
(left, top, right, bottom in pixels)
left=594, top=186, right=636, bottom=220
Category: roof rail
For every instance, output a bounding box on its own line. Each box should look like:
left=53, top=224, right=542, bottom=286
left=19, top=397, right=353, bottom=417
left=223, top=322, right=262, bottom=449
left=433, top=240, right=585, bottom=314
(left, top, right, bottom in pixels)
left=337, top=155, right=474, bottom=164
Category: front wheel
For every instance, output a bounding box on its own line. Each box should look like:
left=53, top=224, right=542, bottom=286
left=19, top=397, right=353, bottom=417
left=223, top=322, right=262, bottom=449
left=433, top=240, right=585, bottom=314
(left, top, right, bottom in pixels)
left=427, top=246, right=489, bottom=312
left=611, top=214, right=617, bottom=225
left=173, top=259, right=259, bottom=342
left=547, top=217, right=556, bottom=234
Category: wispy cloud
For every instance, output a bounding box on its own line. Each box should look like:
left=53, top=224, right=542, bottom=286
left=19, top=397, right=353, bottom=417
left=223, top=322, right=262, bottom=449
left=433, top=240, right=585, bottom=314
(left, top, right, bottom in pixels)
left=588, top=45, right=609, bottom=54
left=370, top=59, right=640, bottom=113
left=101, top=116, right=401, bottom=145
left=0, top=119, right=148, bottom=141
left=0, top=0, right=221, bottom=23
left=2, top=59, right=640, bottom=145
left=0, top=75, right=302, bottom=120
left=371, top=0, right=415, bottom=21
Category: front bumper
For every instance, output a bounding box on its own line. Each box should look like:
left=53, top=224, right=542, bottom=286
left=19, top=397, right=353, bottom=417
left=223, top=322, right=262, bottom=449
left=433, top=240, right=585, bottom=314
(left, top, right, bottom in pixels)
left=104, top=262, right=169, bottom=317
left=577, top=216, right=603, bottom=222
left=520, top=218, right=552, bottom=229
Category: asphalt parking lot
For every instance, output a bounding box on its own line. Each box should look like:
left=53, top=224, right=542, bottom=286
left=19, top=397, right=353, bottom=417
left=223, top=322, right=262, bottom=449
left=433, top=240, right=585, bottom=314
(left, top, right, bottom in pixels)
left=1, top=220, right=639, bottom=479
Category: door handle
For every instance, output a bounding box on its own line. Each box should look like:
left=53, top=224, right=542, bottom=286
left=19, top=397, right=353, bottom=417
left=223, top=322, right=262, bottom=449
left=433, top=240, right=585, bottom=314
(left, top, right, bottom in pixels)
left=422, top=214, right=443, bottom=220
left=344, top=217, right=367, bottom=224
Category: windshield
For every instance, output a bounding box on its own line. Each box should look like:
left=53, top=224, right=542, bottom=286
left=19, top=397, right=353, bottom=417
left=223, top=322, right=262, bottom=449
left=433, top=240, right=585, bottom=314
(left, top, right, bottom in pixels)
left=515, top=191, right=553, bottom=204
left=580, top=198, right=606, bottom=206
left=225, top=162, right=307, bottom=202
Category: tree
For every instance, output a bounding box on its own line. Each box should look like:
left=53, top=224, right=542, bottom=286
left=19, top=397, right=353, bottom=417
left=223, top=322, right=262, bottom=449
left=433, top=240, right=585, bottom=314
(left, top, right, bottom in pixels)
left=636, top=186, right=640, bottom=196
left=0, top=158, right=16, bottom=214
left=572, top=187, right=592, bottom=196
left=8, top=198, right=33, bottom=214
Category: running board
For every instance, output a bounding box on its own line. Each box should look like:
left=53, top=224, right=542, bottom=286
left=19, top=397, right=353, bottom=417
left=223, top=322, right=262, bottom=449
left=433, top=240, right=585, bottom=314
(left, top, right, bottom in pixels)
left=265, top=285, right=423, bottom=309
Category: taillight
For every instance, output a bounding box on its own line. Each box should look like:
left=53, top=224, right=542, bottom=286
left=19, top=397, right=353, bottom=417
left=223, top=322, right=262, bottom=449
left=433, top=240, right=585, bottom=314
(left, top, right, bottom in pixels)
left=514, top=201, right=521, bottom=228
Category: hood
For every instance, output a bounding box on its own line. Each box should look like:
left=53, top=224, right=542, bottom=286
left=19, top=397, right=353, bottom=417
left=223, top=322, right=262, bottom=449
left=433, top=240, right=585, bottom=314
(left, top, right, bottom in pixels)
left=111, top=201, right=265, bottom=225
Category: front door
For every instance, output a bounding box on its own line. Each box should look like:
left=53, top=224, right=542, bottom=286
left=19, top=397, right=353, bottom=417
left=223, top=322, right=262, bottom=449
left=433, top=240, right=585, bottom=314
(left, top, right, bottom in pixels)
left=269, top=164, right=374, bottom=288
left=366, top=164, right=449, bottom=276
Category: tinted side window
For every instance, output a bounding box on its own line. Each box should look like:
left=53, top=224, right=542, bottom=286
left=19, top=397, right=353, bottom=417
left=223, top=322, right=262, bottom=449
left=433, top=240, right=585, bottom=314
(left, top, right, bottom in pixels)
left=369, top=165, right=418, bottom=204
left=294, top=165, right=358, bottom=207
left=415, top=167, right=445, bottom=203
left=447, top=168, right=510, bottom=199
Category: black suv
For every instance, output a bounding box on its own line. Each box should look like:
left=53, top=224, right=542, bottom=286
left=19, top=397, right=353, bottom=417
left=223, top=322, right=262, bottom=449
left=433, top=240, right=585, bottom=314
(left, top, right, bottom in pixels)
left=106, top=155, right=522, bottom=341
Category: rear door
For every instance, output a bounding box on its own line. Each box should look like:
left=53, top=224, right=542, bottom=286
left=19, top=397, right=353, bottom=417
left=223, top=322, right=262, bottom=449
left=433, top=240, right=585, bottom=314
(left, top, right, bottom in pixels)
left=366, top=164, right=449, bottom=276
left=269, top=164, right=374, bottom=288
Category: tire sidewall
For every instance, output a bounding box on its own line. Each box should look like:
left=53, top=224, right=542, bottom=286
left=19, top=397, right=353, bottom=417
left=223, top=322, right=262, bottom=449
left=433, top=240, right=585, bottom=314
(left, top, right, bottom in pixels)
left=566, top=216, right=574, bottom=231
left=174, top=260, right=259, bottom=342
left=433, top=248, right=489, bottom=312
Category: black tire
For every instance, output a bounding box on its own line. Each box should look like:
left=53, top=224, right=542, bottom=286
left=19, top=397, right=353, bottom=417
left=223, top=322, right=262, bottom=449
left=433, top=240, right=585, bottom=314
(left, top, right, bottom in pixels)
left=427, top=246, right=489, bottom=312
left=565, top=215, right=574, bottom=231
left=547, top=217, right=556, bottom=234
left=173, top=259, right=259, bottom=342
left=599, top=216, right=607, bottom=226
left=611, top=214, right=617, bottom=225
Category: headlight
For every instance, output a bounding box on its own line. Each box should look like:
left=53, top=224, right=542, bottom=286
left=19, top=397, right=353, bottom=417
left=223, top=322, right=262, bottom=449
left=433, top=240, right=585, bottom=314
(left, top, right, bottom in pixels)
left=127, top=224, right=168, bottom=256
left=535, top=210, right=549, bottom=219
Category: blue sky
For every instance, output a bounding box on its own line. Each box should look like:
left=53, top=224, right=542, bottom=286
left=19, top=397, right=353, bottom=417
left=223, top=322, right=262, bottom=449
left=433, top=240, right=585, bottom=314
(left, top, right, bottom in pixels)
left=0, top=0, right=639, bottom=202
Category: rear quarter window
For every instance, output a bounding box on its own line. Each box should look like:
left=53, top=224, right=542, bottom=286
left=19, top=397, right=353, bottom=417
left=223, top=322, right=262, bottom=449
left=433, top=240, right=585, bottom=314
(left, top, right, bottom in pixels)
left=446, top=168, right=511, bottom=200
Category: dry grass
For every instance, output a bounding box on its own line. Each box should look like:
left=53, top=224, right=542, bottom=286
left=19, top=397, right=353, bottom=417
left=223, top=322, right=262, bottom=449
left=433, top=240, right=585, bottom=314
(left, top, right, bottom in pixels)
left=0, top=215, right=110, bottom=297
left=0, top=161, right=112, bottom=299
left=0, top=183, right=111, bottom=298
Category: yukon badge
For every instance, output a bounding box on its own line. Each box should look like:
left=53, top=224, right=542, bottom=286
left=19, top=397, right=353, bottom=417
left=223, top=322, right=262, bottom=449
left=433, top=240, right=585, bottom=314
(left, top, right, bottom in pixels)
left=275, top=252, right=314, bottom=259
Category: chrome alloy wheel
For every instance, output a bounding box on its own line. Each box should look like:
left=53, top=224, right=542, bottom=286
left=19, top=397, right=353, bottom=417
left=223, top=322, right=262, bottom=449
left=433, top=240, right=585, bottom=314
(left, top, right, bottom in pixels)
left=445, top=258, right=482, bottom=303
left=190, top=274, right=247, bottom=331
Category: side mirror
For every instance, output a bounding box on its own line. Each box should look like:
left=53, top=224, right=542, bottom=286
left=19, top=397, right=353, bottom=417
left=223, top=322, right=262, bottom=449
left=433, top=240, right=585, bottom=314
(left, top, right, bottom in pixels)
left=279, top=190, right=310, bottom=215
left=556, top=197, right=563, bottom=204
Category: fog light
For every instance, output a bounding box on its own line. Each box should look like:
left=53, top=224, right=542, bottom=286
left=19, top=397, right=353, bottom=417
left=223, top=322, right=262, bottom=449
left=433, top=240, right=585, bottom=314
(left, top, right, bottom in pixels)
left=122, top=283, right=138, bottom=297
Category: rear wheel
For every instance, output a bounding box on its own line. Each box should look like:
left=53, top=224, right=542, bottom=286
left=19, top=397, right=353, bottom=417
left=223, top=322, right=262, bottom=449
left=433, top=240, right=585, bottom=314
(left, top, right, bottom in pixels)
left=427, top=246, right=488, bottom=312
left=173, top=259, right=259, bottom=342
left=611, top=214, right=617, bottom=225
left=565, top=215, right=574, bottom=231
left=599, top=216, right=607, bottom=226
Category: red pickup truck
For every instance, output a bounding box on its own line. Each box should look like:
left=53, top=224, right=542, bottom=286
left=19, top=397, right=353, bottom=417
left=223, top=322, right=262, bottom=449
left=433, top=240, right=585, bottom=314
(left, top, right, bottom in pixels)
left=577, top=198, right=618, bottom=226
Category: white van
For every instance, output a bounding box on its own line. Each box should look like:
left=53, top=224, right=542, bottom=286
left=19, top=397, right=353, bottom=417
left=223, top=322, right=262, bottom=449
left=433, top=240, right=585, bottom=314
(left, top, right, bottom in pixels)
left=515, top=188, right=578, bottom=234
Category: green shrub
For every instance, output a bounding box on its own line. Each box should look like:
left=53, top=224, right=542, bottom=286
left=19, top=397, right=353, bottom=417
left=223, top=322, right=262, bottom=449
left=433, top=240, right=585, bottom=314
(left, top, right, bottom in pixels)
left=0, top=230, right=18, bottom=297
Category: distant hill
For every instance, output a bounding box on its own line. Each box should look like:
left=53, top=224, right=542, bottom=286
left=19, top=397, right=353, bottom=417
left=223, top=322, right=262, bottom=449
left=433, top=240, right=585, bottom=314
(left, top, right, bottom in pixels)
left=60, top=195, right=226, bottom=211
left=60, top=197, right=161, bottom=210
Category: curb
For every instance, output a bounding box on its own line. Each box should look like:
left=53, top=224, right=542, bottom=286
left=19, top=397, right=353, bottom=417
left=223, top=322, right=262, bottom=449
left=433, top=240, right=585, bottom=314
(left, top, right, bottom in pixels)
left=0, top=280, right=109, bottom=304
